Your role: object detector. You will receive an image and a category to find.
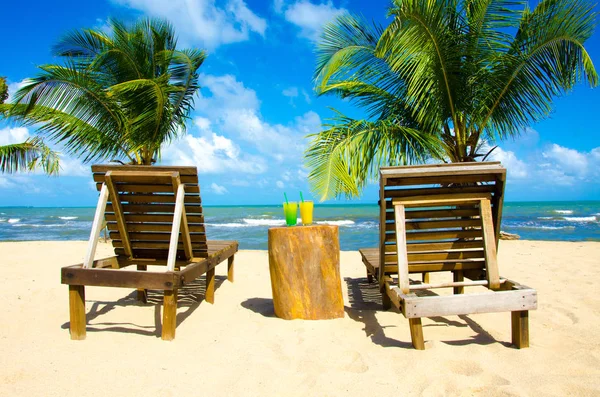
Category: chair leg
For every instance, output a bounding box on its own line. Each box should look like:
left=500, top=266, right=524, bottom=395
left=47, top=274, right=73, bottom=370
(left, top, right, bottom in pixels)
left=453, top=270, right=464, bottom=295
left=409, top=318, right=425, bottom=350
left=68, top=285, right=86, bottom=340
left=511, top=310, right=529, bottom=348
left=382, top=290, right=392, bottom=310
left=206, top=267, right=215, bottom=304
left=227, top=256, right=235, bottom=283
left=422, top=272, right=430, bottom=283
left=367, top=270, right=373, bottom=283
left=137, top=265, right=148, bottom=303
left=162, top=289, right=177, bottom=341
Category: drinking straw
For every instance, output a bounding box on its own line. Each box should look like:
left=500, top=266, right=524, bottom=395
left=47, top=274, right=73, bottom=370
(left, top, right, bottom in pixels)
left=299, top=191, right=304, bottom=203
left=284, top=192, right=289, bottom=204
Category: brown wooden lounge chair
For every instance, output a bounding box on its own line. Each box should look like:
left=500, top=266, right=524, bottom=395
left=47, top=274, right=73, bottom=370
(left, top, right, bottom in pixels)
left=61, top=165, right=238, bottom=340
left=359, top=162, right=537, bottom=350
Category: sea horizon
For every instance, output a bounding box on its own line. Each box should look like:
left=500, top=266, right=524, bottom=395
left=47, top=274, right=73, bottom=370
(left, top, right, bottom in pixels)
left=1, top=200, right=599, bottom=248
left=1, top=199, right=600, bottom=209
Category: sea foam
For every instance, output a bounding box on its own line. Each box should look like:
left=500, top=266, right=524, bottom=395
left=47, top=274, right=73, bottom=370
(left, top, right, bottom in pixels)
left=59, top=216, right=78, bottom=220
left=564, top=216, right=597, bottom=222
left=8, top=218, right=20, bottom=224
left=316, top=220, right=355, bottom=226
left=554, top=210, right=573, bottom=214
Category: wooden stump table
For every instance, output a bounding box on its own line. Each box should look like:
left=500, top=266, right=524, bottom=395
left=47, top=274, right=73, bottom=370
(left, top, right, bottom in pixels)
left=268, top=225, right=344, bottom=320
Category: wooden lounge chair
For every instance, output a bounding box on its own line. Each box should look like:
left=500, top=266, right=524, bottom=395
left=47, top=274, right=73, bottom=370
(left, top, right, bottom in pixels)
left=359, top=162, right=537, bottom=349
left=61, top=165, right=238, bottom=340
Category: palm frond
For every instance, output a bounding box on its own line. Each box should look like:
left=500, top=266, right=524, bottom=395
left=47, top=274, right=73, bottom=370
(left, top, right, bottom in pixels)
left=0, top=137, right=60, bottom=175
left=305, top=111, right=443, bottom=200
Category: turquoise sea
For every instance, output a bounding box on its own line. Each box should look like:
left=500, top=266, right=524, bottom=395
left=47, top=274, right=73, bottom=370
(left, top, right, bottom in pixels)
left=0, top=201, right=598, bottom=250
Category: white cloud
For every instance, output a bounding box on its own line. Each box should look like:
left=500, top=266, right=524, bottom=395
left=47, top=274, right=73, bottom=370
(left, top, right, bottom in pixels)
left=276, top=180, right=284, bottom=188
left=112, top=0, right=267, bottom=49
left=301, top=89, right=312, bottom=104
left=59, top=155, right=90, bottom=177
left=210, top=182, right=228, bottom=195
left=279, top=1, right=347, bottom=41
left=489, top=143, right=600, bottom=187
left=542, top=144, right=588, bottom=176
left=162, top=130, right=267, bottom=174
left=0, top=126, right=29, bottom=145
left=6, top=80, right=28, bottom=103
left=195, top=74, right=322, bottom=161
left=282, top=87, right=299, bottom=98
left=273, top=0, right=285, bottom=13
left=488, top=147, right=528, bottom=179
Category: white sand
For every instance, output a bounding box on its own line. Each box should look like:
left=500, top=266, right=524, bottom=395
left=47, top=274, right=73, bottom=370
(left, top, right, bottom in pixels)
left=1, top=240, right=599, bottom=396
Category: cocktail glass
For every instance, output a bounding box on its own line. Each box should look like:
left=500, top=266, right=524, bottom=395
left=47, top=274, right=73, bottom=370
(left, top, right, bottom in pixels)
left=283, top=202, right=298, bottom=226
left=300, top=200, right=313, bottom=225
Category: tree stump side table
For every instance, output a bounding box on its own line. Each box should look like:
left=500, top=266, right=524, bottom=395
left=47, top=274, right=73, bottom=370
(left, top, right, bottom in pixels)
left=267, top=225, right=344, bottom=320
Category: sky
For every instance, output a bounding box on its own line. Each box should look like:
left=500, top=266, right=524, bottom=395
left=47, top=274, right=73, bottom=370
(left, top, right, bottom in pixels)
left=0, top=0, right=599, bottom=207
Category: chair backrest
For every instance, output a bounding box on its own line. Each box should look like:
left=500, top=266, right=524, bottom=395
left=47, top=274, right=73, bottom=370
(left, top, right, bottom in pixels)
left=91, top=165, right=208, bottom=261
left=378, top=162, right=506, bottom=284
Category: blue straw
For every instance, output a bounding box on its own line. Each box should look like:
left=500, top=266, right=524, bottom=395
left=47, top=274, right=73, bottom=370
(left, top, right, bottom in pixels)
left=299, top=191, right=304, bottom=203
left=284, top=192, right=289, bottom=204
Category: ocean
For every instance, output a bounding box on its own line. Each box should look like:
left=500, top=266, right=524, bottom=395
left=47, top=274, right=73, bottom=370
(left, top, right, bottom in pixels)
left=0, top=201, right=598, bottom=250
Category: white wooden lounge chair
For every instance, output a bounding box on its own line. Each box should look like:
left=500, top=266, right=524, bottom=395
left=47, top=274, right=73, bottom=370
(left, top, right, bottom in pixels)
left=359, top=162, right=537, bottom=349
left=61, top=165, right=238, bottom=340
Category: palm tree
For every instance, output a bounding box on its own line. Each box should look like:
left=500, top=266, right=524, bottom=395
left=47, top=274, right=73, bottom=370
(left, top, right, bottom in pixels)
left=1, top=18, right=206, bottom=166
left=306, top=0, right=598, bottom=200
left=0, top=76, right=59, bottom=175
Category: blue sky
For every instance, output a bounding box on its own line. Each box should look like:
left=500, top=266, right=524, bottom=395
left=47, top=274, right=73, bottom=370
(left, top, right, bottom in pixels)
left=0, top=0, right=599, bottom=206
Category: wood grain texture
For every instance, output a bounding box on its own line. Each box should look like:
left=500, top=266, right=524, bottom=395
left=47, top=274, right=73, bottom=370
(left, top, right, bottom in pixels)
left=268, top=225, right=344, bottom=320
left=512, top=310, right=530, bottom=348
left=68, top=285, right=86, bottom=340
left=161, top=289, right=177, bottom=341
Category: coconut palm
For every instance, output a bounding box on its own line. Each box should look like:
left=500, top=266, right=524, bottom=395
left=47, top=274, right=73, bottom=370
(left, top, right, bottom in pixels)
left=306, top=0, right=598, bottom=200
left=1, top=18, right=206, bottom=166
left=0, top=76, right=59, bottom=175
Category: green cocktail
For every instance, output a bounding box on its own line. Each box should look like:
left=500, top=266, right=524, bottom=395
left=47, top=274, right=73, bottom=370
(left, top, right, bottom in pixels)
left=283, top=202, right=298, bottom=226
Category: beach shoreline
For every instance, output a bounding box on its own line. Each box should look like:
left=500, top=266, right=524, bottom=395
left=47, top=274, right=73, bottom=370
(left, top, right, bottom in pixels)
left=1, top=240, right=599, bottom=396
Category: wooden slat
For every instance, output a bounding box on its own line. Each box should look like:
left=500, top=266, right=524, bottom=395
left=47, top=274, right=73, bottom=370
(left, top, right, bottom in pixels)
left=106, top=223, right=206, bottom=233
left=407, top=250, right=484, bottom=261
left=381, top=162, right=503, bottom=178
left=480, top=198, right=500, bottom=290
left=401, top=208, right=480, bottom=220
left=385, top=229, right=482, bottom=242
left=381, top=261, right=485, bottom=274
left=116, top=193, right=201, bottom=204
left=112, top=241, right=208, bottom=250
left=385, top=200, right=484, bottom=210
left=92, top=164, right=198, bottom=175
left=385, top=240, right=484, bottom=253
left=105, top=173, right=133, bottom=258
left=114, top=248, right=205, bottom=259
left=392, top=193, right=491, bottom=207
left=94, top=171, right=176, bottom=185
left=107, top=203, right=202, bottom=214
left=110, top=231, right=207, bottom=244
left=105, top=213, right=205, bottom=223
left=398, top=288, right=537, bottom=318
left=61, top=265, right=180, bottom=290
left=97, top=182, right=200, bottom=194
left=382, top=251, right=485, bottom=264
left=384, top=174, right=500, bottom=187
left=384, top=184, right=495, bottom=199
left=385, top=218, right=482, bottom=231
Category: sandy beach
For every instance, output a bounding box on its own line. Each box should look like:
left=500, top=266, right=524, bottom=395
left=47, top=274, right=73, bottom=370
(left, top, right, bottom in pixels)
left=1, top=240, right=599, bottom=396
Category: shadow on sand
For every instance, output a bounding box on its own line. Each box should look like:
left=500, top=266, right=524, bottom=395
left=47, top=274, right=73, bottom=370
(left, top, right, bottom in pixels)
left=61, top=275, right=227, bottom=338
left=344, top=277, right=512, bottom=348
left=240, top=297, right=277, bottom=318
